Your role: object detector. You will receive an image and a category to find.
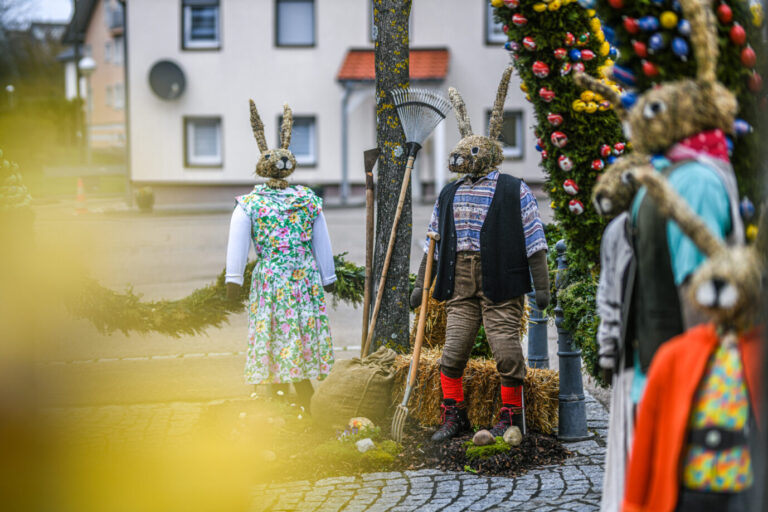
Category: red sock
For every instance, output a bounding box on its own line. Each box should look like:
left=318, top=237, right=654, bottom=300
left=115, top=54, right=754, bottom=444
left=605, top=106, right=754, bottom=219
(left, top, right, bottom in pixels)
left=501, top=385, right=522, bottom=407
left=440, top=372, right=464, bottom=402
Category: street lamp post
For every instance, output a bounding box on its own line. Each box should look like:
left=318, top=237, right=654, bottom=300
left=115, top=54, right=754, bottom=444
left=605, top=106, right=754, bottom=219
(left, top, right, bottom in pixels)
left=78, top=56, right=96, bottom=166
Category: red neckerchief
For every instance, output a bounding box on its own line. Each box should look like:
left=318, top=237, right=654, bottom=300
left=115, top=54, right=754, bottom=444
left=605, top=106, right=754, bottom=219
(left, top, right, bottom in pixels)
left=665, top=128, right=730, bottom=163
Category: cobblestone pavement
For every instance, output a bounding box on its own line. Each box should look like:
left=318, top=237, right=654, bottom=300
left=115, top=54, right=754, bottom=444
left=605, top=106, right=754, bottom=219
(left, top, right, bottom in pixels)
left=250, top=393, right=609, bottom=512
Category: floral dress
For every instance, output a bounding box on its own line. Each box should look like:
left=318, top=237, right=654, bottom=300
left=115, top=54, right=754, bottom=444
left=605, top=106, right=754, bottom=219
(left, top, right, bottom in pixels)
left=234, top=185, right=334, bottom=384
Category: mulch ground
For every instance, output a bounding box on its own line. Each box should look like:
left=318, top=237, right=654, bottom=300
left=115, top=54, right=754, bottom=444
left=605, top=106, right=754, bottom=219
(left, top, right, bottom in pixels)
left=390, top=417, right=571, bottom=477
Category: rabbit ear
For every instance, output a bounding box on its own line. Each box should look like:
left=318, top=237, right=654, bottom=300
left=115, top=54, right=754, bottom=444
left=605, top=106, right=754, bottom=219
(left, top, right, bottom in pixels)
left=448, top=87, right=473, bottom=138
left=573, top=72, right=626, bottom=118
left=680, top=0, right=718, bottom=85
left=280, top=103, right=293, bottom=150
left=488, top=66, right=514, bottom=141
left=249, top=99, right=269, bottom=153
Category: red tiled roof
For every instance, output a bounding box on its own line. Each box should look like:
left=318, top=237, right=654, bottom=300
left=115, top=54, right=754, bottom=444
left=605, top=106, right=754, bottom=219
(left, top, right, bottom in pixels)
left=337, top=48, right=449, bottom=82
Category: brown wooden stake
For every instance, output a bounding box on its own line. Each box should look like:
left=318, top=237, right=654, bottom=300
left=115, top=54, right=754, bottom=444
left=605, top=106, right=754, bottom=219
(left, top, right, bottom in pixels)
left=361, top=148, right=379, bottom=356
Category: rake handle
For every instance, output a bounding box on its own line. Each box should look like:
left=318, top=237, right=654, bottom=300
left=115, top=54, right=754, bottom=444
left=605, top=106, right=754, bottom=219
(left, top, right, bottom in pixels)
left=360, top=172, right=375, bottom=354
left=361, top=153, right=415, bottom=358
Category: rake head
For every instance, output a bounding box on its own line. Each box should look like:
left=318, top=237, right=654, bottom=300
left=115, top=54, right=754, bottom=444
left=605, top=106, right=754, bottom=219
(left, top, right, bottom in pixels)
left=389, top=89, right=452, bottom=147
left=391, top=403, right=409, bottom=443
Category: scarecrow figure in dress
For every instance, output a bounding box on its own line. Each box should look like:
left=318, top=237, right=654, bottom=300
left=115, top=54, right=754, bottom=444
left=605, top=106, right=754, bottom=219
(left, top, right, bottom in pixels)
left=225, top=100, right=336, bottom=411
left=411, top=66, right=550, bottom=443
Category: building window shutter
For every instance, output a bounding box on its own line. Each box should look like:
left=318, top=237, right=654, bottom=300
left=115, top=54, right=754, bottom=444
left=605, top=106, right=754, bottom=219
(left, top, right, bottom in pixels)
left=278, top=115, right=316, bottom=166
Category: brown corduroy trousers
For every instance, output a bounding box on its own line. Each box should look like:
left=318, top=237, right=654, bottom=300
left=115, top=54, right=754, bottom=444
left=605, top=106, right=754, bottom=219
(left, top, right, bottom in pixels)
left=439, top=252, right=526, bottom=387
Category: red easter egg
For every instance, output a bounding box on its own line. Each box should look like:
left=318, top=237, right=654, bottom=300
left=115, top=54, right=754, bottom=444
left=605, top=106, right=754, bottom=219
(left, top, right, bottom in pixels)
left=623, top=16, right=639, bottom=35
left=541, top=149, right=548, bottom=160
left=742, top=46, right=757, bottom=68
left=547, top=113, right=565, bottom=127
left=613, top=142, right=626, bottom=155
left=539, top=87, right=556, bottom=102
left=600, top=144, right=612, bottom=157
left=591, top=159, right=605, bottom=171
left=633, top=40, right=648, bottom=58
left=564, top=32, right=576, bottom=46
left=503, top=0, right=520, bottom=8
left=512, top=14, right=527, bottom=27
left=560, top=62, right=573, bottom=76
left=523, top=36, right=537, bottom=51
left=551, top=131, right=568, bottom=148
left=717, top=3, right=733, bottom=24
left=748, top=71, right=763, bottom=92
left=503, top=25, right=509, bottom=33
left=554, top=47, right=568, bottom=60
left=642, top=59, right=659, bottom=77
left=574, top=62, right=586, bottom=73
left=533, top=61, right=550, bottom=78
left=558, top=155, right=574, bottom=171
left=730, top=23, right=746, bottom=46
left=581, top=49, right=596, bottom=61
left=563, top=179, right=579, bottom=195
left=569, top=199, right=585, bottom=215
left=608, top=0, right=624, bottom=8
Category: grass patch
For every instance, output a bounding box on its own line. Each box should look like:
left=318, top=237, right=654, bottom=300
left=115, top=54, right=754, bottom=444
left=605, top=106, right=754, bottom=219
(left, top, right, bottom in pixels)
left=464, top=437, right=511, bottom=461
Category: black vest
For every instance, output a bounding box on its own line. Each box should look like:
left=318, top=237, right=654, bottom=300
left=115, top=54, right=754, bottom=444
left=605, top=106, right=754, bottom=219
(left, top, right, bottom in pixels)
left=628, top=167, right=685, bottom=372
left=432, top=174, right=532, bottom=303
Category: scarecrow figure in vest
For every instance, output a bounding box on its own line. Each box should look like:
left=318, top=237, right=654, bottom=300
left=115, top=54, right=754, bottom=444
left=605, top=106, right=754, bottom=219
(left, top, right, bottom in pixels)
left=411, top=66, right=550, bottom=443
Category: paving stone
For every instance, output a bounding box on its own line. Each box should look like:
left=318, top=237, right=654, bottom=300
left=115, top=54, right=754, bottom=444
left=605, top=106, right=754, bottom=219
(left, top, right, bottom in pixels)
left=362, top=471, right=403, bottom=480
left=434, top=474, right=459, bottom=481
left=314, top=476, right=357, bottom=486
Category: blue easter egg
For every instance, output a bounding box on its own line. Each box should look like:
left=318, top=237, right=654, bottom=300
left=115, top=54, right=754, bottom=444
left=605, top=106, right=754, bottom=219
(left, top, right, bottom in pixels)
left=678, top=19, right=691, bottom=36
left=733, top=119, right=752, bottom=136
left=639, top=16, right=660, bottom=31
left=607, top=156, right=617, bottom=164
left=535, top=144, right=543, bottom=152
left=649, top=33, right=665, bottom=51
left=672, top=37, right=689, bottom=58
left=577, top=0, right=596, bottom=8
left=740, top=197, right=755, bottom=220
left=620, top=93, right=638, bottom=109
left=603, top=26, right=617, bottom=45
left=612, top=65, right=637, bottom=87
left=609, top=47, right=618, bottom=59
left=569, top=49, right=582, bottom=61
left=725, top=136, right=734, bottom=154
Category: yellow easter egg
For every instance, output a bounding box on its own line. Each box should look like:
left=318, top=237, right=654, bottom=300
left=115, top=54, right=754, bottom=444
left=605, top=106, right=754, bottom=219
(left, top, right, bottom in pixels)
left=520, top=83, right=528, bottom=93
left=590, top=17, right=602, bottom=33
left=600, top=41, right=610, bottom=56
left=594, top=93, right=604, bottom=102
left=598, top=101, right=611, bottom=111
left=526, top=94, right=532, bottom=102
left=587, top=9, right=596, bottom=17
left=572, top=100, right=586, bottom=112
left=548, top=0, right=561, bottom=11
left=660, top=11, right=678, bottom=29
left=533, top=2, right=547, bottom=12
left=580, top=90, right=595, bottom=102
left=752, top=4, right=764, bottom=27
left=585, top=102, right=598, bottom=113
left=604, top=58, right=614, bottom=67
left=491, top=0, right=504, bottom=7
left=746, top=224, right=758, bottom=241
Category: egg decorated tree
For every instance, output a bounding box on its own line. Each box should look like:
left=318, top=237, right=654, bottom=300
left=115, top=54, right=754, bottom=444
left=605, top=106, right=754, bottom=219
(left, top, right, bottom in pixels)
left=491, top=0, right=627, bottom=384
left=492, top=0, right=626, bottom=274
left=592, top=0, right=766, bottom=223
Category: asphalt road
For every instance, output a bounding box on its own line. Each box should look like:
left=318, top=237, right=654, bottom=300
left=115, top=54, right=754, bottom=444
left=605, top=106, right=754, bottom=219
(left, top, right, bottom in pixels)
left=32, top=193, right=559, bottom=407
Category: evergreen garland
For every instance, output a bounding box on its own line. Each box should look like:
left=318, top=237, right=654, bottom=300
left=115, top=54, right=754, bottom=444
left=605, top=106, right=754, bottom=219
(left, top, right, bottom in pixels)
left=69, top=254, right=365, bottom=337
left=593, top=0, right=767, bottom=202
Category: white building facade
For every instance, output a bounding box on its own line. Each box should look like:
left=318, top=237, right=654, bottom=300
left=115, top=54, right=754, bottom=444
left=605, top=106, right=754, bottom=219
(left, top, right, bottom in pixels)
left=125, top=0, right=544, bottom=204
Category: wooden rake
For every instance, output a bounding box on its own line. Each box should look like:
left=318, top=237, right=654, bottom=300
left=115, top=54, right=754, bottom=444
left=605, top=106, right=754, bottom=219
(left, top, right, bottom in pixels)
left=361, top=88, right=451, bottom=359
left=392, top=233, right=439, bottom=443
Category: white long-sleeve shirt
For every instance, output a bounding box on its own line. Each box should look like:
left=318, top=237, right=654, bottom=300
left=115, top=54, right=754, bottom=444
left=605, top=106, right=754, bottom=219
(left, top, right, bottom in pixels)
left=225, top=204, right=337, bottom=286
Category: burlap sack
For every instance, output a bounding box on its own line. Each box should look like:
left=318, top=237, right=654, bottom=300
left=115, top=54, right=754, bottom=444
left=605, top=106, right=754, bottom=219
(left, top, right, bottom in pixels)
left=311, top=346, right=397, bottom=429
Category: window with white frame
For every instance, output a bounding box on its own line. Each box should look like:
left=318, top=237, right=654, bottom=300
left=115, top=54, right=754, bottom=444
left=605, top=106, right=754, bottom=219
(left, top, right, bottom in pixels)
left=279, top=115, right=316, bottom=166
left=185, top=117, right=223, bottom=167
left=276, top=0, right=315, bottom=47
left=113, top=83, right=124, bottom=110
left=487, top=110, right=524, bottom=159
left=485, top=3, right=506, bottom=45
left=113, top=36, right=124, bottom=65
left=182, top=0, right=220, bottom=49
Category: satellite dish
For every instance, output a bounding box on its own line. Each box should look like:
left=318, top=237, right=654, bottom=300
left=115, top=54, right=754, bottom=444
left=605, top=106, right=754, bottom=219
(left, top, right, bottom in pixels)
left=148, top=60, right=186, bottom=100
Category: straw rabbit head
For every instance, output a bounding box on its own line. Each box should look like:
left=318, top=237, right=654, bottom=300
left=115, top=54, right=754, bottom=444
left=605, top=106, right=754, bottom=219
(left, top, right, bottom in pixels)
left=249, top=100, right=296, bottom=189
left=591, top=153, right=646, bottom=218
left=447, top=66, right=514, bottom=176
left=574, top=0, right=737, bottom=156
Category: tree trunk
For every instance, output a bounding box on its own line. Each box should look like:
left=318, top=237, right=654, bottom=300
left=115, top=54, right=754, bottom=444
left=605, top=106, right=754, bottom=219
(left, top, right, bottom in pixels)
left=372, top=0, right=411, bottom=354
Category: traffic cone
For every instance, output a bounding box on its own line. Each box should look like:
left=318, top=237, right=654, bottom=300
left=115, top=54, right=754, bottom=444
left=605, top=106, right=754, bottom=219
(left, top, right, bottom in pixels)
left=75, top=177, right=88, bottom=214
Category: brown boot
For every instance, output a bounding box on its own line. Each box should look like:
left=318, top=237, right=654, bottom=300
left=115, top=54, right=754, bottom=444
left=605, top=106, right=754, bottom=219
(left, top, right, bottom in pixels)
left=430, top=399, right=470, bottom=443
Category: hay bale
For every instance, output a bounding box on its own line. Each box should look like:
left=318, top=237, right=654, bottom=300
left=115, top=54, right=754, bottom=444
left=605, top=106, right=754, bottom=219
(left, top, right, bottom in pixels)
left=392, top=348, right=559, bottom=434
left=410, top=283, right=530, bottom=350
